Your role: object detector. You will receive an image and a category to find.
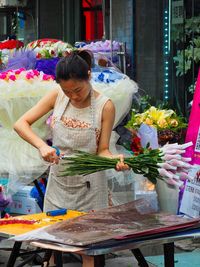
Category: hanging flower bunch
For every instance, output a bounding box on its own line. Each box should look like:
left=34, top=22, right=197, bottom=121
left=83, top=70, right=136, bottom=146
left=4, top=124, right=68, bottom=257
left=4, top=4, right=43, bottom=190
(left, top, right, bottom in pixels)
left=27, top=39, right=74, bottom=59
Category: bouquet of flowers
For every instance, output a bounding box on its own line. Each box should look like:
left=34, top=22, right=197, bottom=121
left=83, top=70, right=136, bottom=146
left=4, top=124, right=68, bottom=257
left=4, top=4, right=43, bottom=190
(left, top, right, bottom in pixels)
left=0, top=68, right=58, bottom=193
left=0, top=39, right=24, bottom=50
left=0, top=39, right=24, bottom=67
left=27, top=39, right=73, bottom=59
left=59, top=142, right=193, bottom=187
left=81, top=40, right=120, bottom=53
left=126, top=106, right=187, bottom=145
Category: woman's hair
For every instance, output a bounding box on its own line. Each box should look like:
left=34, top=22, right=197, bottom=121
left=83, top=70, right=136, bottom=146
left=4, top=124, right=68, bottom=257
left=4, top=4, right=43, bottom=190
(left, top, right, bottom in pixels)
left=55, top=50, right=93, bottom=83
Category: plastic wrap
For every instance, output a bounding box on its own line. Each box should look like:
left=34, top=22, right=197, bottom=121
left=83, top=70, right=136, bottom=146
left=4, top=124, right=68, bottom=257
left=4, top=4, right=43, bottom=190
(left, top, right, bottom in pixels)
left=91, top=76, right=138, bottom=127
left=0, top=70, right=59, bottom=194
left=106, top=131, right=135, bottom=205
left=12, top=199, right=200, bottom=246
left=138, top=123, right=159, bottom=149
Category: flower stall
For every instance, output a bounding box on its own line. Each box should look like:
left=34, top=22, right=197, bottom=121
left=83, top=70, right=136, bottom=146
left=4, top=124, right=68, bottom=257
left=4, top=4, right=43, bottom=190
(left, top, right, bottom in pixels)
left=0, top=39, right=139, bottom=206
left=0, top=38, right=191, bottom=212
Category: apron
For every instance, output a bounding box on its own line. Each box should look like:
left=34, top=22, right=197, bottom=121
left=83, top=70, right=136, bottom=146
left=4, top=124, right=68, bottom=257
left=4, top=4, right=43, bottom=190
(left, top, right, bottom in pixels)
left=44, top=90, right=108, bottom=212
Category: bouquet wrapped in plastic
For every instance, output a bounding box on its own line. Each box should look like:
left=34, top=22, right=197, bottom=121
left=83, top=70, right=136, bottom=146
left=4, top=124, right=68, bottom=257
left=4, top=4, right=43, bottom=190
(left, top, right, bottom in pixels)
left=27, top=39, right=73, bottom=59
left=0, top=39, right=24, bottom=67
left=126, top=106, right=187, bottom=145
left=0, top=68, right=59, bottom=193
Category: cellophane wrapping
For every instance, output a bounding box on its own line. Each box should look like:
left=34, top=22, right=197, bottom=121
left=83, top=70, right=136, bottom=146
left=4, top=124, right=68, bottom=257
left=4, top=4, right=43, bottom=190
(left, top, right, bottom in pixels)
left=0, top=70, right=59, bottom=194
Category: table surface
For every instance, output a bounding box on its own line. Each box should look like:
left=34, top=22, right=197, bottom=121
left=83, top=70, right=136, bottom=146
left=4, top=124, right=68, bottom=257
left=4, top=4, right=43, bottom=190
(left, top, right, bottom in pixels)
left=30, top=228, right=200, bottom=256
left=0, top=210, right=85, bottom=237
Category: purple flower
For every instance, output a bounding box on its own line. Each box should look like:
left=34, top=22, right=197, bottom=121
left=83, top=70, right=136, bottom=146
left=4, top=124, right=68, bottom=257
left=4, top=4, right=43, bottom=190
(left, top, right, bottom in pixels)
left=35, top=57, right=60, bottom=77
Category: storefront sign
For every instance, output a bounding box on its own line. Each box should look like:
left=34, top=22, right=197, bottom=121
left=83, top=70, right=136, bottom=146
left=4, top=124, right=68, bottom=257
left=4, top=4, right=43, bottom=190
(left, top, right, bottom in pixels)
left=184, top=70, right=200, bottom=165
left=180, top=70, right=200, bottom=218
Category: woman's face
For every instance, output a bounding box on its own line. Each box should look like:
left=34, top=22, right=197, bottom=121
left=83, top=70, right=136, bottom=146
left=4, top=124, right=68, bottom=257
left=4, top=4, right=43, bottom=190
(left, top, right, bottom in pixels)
left=59, top=79, right=91, bottom=104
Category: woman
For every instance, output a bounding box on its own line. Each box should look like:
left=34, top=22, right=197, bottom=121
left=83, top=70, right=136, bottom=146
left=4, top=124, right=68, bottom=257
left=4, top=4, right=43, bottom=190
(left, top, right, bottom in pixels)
left=14, top=50, right=128, bottom=213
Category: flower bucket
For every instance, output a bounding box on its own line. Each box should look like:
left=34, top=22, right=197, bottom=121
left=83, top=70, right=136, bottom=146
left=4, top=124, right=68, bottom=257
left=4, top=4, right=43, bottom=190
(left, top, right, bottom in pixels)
left=156, top=179, right=179, bottom=214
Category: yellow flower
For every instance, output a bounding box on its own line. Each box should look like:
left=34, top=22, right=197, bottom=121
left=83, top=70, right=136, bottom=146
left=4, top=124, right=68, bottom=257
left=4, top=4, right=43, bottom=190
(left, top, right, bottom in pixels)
left=135, top=114, right=146, bottom=125
left=170, top=119, right=178, bottom=127
left=157, top=119, right=168, bottom=128
left=145, top=118, right=153, bottom=125
left=147, top=106, right=174, bottom=122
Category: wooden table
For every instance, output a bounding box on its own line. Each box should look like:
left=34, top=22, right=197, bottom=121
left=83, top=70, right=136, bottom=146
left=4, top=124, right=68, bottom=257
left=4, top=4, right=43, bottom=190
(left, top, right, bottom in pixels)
left=0, top=210, right=85, bottom=267
left=1, top=211, right=200, bottom=267
left=30, top=227, right=200, bottom=267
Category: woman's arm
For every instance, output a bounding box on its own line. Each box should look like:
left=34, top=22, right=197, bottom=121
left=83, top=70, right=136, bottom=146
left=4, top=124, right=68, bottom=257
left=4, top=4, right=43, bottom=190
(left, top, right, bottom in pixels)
left=97, top=100, right=129, bottom=171
left=97, top=100, right=115, bottom=158
left=14, top=88, right=59, bottom=163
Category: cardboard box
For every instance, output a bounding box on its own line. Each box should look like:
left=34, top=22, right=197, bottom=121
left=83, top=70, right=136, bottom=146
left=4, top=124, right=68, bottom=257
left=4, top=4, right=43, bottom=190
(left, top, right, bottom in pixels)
left=8, top=186, right=41, bottom=215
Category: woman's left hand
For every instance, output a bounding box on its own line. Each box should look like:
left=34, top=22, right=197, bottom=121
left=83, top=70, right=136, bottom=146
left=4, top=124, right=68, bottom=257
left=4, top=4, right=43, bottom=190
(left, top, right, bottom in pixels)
left=112, top=154, right=130, bottom=171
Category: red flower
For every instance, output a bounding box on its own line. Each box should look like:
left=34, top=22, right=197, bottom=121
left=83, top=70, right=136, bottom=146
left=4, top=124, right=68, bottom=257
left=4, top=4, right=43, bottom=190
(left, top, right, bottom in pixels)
left=0, top=40, right=24, bottom=50
left=36, top=53, right=42, bottom=59
left=130, top=134, right=143, bottom=155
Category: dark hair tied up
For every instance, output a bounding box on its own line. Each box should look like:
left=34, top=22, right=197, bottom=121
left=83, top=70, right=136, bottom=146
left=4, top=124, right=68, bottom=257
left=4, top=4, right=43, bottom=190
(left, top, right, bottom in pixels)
left=55, top=50, right=93, bottom=83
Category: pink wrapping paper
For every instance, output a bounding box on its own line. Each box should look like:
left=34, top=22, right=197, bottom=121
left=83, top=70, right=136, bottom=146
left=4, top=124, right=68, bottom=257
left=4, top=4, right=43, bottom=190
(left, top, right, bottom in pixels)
left=185, top=69, right=200, bottom=164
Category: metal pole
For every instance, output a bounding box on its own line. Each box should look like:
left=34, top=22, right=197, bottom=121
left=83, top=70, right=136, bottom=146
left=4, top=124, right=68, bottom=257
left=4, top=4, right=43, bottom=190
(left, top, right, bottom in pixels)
left=36, top=0, right=39, bottom=39
left=102, top=0, right=106, bottom=40
left=110, top=0, right=113, bottom=62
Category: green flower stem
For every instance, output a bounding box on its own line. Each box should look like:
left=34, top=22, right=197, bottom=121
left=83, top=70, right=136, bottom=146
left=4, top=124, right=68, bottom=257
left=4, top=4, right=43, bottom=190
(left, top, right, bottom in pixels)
left=59, top=150, right=163, bottom=184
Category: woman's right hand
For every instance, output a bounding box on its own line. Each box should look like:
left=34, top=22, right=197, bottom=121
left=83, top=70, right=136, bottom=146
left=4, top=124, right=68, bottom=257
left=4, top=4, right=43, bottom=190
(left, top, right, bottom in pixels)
left=38, top=144, right=60, bottom=164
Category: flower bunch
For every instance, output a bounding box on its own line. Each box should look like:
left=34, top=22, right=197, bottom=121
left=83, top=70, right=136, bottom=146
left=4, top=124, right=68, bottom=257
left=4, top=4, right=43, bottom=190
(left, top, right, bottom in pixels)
left=60, top=149, right=163, bottom=185
left=82, top=40, right=120, bottom=52
left=0, top=68, right=54, bottom=82
left=0, top=40, right=24, bottom=50
left=27, top=39, right=73, bottom=59
left=126, top=106, right=187, bottom=145
left=28, top=38, right=59, bottom=48
left=127, top=106, right=187, bottom=131
left=129, top=132, right=144, bottom=155
left=0, top=68, right=57, bottom=100
left=59, top=142, right=193, bottom=188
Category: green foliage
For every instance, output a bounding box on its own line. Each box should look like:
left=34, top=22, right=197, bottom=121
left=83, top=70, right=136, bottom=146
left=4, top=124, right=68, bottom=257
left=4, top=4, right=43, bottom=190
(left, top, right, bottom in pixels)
left=172, top=16, right=200, bottom=90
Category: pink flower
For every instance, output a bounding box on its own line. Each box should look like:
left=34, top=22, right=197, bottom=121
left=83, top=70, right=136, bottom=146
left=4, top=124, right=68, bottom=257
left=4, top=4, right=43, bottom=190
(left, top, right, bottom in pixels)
left=9, top=75, right=16, bottom=81
left=32, top=70, right=40, bottom=76
left=15, top=68, right=25, bottom=75
left=26, top=72, right=34, bottom=80
left=43, top=74, right=52, bottom=81
left=0, top=73, right=7, bottom=80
